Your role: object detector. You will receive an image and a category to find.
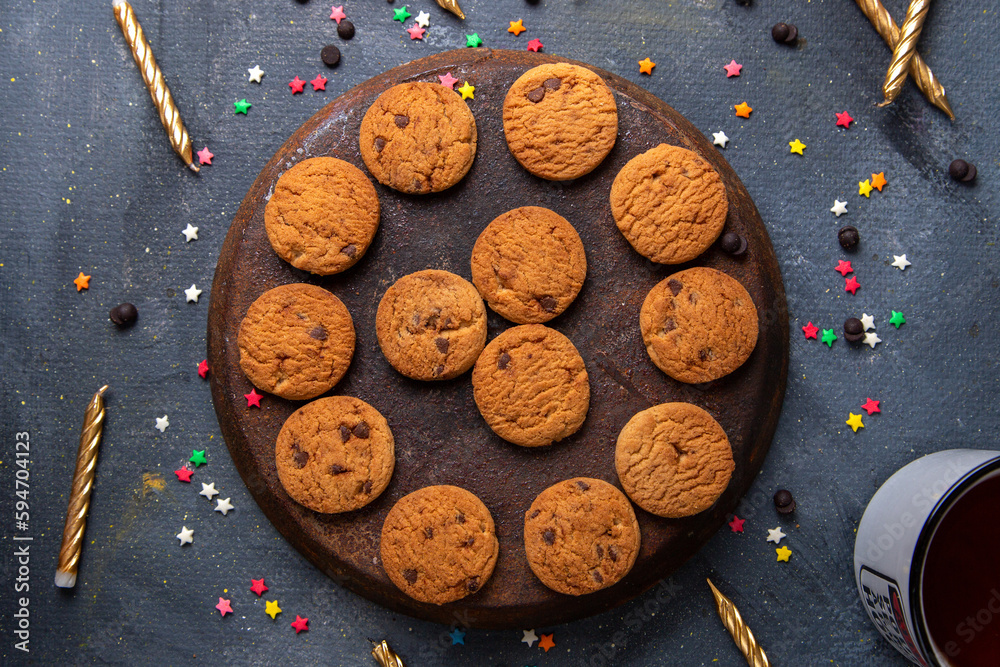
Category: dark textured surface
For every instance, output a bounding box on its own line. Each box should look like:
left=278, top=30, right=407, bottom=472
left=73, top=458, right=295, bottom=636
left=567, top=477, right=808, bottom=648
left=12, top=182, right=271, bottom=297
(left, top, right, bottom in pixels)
left=1, top=0, right=997, bottom=664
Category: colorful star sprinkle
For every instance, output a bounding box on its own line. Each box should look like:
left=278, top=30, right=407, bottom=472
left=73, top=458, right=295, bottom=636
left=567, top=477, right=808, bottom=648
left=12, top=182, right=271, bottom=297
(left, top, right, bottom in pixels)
left=508, top=19, right=526, bottom=36
left=844, top=276, right=860, bottom=295
left=526, top=38, right=543, bottom=52
left=176, top=526, right=194, bottom=546
left=393, top=6, right=411, bottom=22
left=265, top=600, right=282, bottom=619
left=638, top=58, right=656, bottom=75
left=766, top=527, right=786, bottom=544
left=521, top=630, right=538, bottom=647
left=835, top=260, right=853, bottom=276
left=182, top=223, right=199, bottom=241
left=788, top=139, right=806, bottom=155
left=871, top=172, right=887, bottom=191
left=723, top=59, right=742, bottom=77
left=830, top=199, right=848, bottom=217
left=234, top=99, right=252, bottom=114
left=861, top=313, right=876, bottom=330
left=198, top=359, right=210, bottom=379
left=216, top=598, right=233, bottom=617
left=891, top=254, right=911, bottom=270
left=196, top=147, right=213, bottom=165
left=245, top=388, right=262, bottom=408
left=466, top=33, right=483, bottom=48
left=539, top=634, right=555, bottom=652
left=289, top=76, right=306, bottom=94
left=734, top=102, right=752, bottom=118
left=821, top=329, right=837, bottom=347
left=74, top=272, right=91, bottom=291
left=802, top=322, right=819, bottom=339
left=215, top=497, right=234, bottom=515
left=864, top=331, right=882, bottom=348
left=458, top=81, right=475, bottom=100
left=247, top=65, right=264, bottom=84
left=407, top=23, right=426, bottom=40
left=729, top=515, right=745, bottom=533
left=174, top=467, right=194, bottom=483
left=330, top=5, right=346, bottom=23
left=200, top=482, right=219, bottom=500
left=450, top=628, right=466, bottom=645
left=311, top=75, right=328, bottom=91
left=190, top=449, right=207, bottom=467
left=155, top=415, right=170, bottom=432
left=251, top=578, right=269, bottom=596
left=291, top=615, right=309, bottom=634
left=185, top=284, right=202, bottom=303
left=889, top=310, right=906, bottom=328
left=712, top=131, right=729, bottom=148
left=438, top=72, right=459, bottom=89
left=776, top=546, right=792, bottom=562
left=858, top=179, right=873, bottom=197
left=861, top=398, right=881, bottom=415
left=846, top=413, right=865, bottom=432
left=835, top=111, right=853, bottom=128
left=414, top=11, right=430, bottom=28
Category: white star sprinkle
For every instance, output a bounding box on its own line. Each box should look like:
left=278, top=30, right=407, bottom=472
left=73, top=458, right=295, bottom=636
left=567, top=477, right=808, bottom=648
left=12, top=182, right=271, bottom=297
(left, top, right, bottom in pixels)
left=248, top=65, right=264, bottom=84
left=215, top=497, right=234, bottom=515
left=176, top=526, right=194, bottom=545
left=861, top=313, right=875, bottom=331
left=155, top=415, right=169, bottom=432
left=864, top=331, right=882, bottom=348
left=200, top=482, right=219, bottom=500
left=891, top=254, right=911, bottom=270
left=766, top=527, right=786, bottom=544
left=521, top=629, right=538, bottom=647
left=712, top=130, right=729, bottom=148
left=415, top=10, right=430, bottom=27
left=830, top=199, right=848, bottom=217
left=185, top=284, right=203, bottom=303
left=182, top=223, right=199, bottom=242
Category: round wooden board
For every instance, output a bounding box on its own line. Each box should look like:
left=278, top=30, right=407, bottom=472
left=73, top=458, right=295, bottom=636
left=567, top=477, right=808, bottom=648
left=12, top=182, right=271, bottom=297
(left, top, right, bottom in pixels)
left=207, top=48, right=788, bottom=629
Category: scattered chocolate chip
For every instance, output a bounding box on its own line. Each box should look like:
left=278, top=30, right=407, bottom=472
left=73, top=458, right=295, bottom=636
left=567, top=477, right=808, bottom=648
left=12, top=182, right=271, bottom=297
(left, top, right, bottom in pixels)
left=309, top=325, right=327, bottom=340
left=321, top=44, right=341, bottom=67
left=699, top=349, right=710, bottom=361
left=595, top=544, right=604, bottom=558
left=771, top=22, right=798, bottom=44
left=424, top=527, right=434, bottom=539
left=592, top=570, right=604, bottom=584
left=542, top=529, right=555, bottom=545
left=661, top=319, right=676, bottom=334
left=337, top=18, right=355, bottom=40
left=363, top=480, right=373, bottom=494
left=668, top=279, right=683, bottom=296
left=735, top=0, right=752, bottom=5
left=576, top=480, right=590, bottom=491
left=774, top=489, right=796, bottom=514
left=720, top=231, right=748, bottom=256
left=949, top=159, right=977, bottom=183
left=435, top=337, right=449, bottom=353
left=341, top=244, right=357, bottom=257
left=844, top=317, right=864, bottom=343
left=466, top=576, right=480, bottom=592
left=537, top=295, right=557, bottom=313
left=109, top=302, right=138, bottom=327
left=394, top=114, right=409, bottom=128
left=689, top=291, right=699, bottom=304
left=498, top=351, right=511, bottom=370
left=374, top=137, right=386, bottom=152
left=526, top=86, right=545, bottom=103
left=329, top=463, right=348, bottom=475
left=528, top=509, right=540, bottom=519
left=838, top=225, right=860, bottom=250
left=608, top=545, right=619, bottom=562
left=432, top=364, right=445, bottom=377
left=339, top=425, right=351, bottom=442
left=456, top=512, right=466, bottom=524
left=293, top=451, right=309, bottom=468
left=402, top=569, right=418, bottom=584
left=353, top=421, right=370, bottom=439
left=543, top=77, right=561, bottom=90
left=463, top=536, right=476, bottom=547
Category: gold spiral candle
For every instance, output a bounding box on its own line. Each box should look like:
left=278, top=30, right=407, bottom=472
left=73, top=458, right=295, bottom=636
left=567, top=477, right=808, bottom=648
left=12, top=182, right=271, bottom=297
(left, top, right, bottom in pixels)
left=706, top=579, right=771, bottom=667
left=112, top=0, right=199, bottom=172
left=853, top=0, right=954, bottom=120
left=371, top=639, right=405, bottom=667
left=436, top=0, right=465, bottom=20
left=55, top=385, right=109, bottom=588
left=878, top=0, right=931, bottom=107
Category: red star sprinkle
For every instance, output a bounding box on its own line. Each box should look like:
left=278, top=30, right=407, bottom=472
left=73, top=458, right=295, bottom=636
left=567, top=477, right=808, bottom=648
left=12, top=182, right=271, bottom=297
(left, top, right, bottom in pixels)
left=844, top=276, right=860, bottom=295
left=407, top=23, right=425, bottom=40
left=288, top=76, right=306, bottom=94
left=802, top=322, right=819, bottom=339
left=311, top=75, right=327, bottom=91
left=438, top=72, right=459, bottom=89
left=835, top=111, right=854, bottom=128
left=861, top=398, right=881, bottom=415
left=526, top=38, right=543, bottom=52
left=723, top=59, right=742, bottom=77
left=174, top=467, right=194, bottom=483
left=538, top=634, right=555, bottom=652
left=197, top=147, right=214, bottom=165
left=290, top=615, right=309, bottom=633
left=245, top=388, right=262, bottom=409
left=329, top=5, right=346, bottom=23
left=216, top=598, right=233, bottom=617
left=835, top=260, right=853, bottom=276
left=250, top=578, right=269, bottom=596
left=198, top=359, right=210, bottom=379
left=729, top=515, right=745, bottom=533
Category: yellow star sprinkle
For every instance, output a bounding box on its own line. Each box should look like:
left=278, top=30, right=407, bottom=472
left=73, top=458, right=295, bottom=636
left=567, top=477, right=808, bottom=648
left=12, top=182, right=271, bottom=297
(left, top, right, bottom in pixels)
left=265, top=599, right=282, bottom=619
left=858, top=179, right=873, bottom=197
left=458, top=81, right=475, bottom=100
left=788, top=139, right=806, bottom=155
left=846, top=412, right=865, bottom=432
left=776, top=546, right=792, bottom=562
left=507, top=19, right=526, bottom=36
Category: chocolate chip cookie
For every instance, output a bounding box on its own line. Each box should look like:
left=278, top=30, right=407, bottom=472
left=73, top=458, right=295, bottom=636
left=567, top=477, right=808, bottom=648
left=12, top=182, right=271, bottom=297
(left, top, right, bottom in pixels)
left=470, top=206, right=587, bottom=324
left=275, top=396, right=394, bottom=513
left=524, top=478, right=640, bottom=596
left=264, top=157, right=380, bottom=275
left=471, top=324, right=589, bottom=447
left=375, top=269, right=487, bottom=381
left=359, top=81, right=477, bottom=194
left=611, top=143, right=728, bottom=264
left=615, top=402, right=734, bottom=518
left=380, top=485, right=499, bottom=605
left=503, top=63, right=618, bottom=181
left=238, top=283, right=356, bottom=400
left=639, top=267, right=758, bottom=384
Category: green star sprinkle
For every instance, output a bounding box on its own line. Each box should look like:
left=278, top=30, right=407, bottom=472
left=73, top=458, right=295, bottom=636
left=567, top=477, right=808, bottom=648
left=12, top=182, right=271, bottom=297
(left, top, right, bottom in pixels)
left=466, top=33, right=483, bottom=48
left=889, top=310, right=906, bottom=328
left=821, top=328, right=838, bottom=347
left=392, top=5, right=411, bottom=22
left=234, top=99, right=251, bottom=114
left=189, top=449, right=207, bottom=467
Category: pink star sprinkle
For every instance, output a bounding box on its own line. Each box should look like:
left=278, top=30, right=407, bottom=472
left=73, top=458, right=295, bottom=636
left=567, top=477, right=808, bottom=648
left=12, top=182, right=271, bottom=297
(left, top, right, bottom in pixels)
left=835, top=111, right=854, bottom=128
left=174, top=467, right=194, bottom=483
left=438, top=72, right=459, bottom=90
left=329, top=5, right=346, bottom=23
left=245, top=389, right=262, bottom=408
left=835, top=260, right=853, bottom=276
left=289, top=76, right=306, bottom=94
left=729, top=515, right=745, bottom=533
left=291, top=615, right=309, bottom=633
left=197, top=359, right=210, bottom=379
left=196, top=147, right=213, bottom=165
left=802, top=322, right=819, bottom=339
left=862, top=398, right=881, bottom=415
left=250, top=578, right=269, bottom=596
left=407, top=23, right=425, bottom=40
left=526, top=38, right=543, bottom=52
left=311, top=74, right=327, bottom=91
left=723, top=59, right=742, bottom=77
left=844, top=276, right=860, bottom=295
left=216, top=598, right=233, bottom=617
